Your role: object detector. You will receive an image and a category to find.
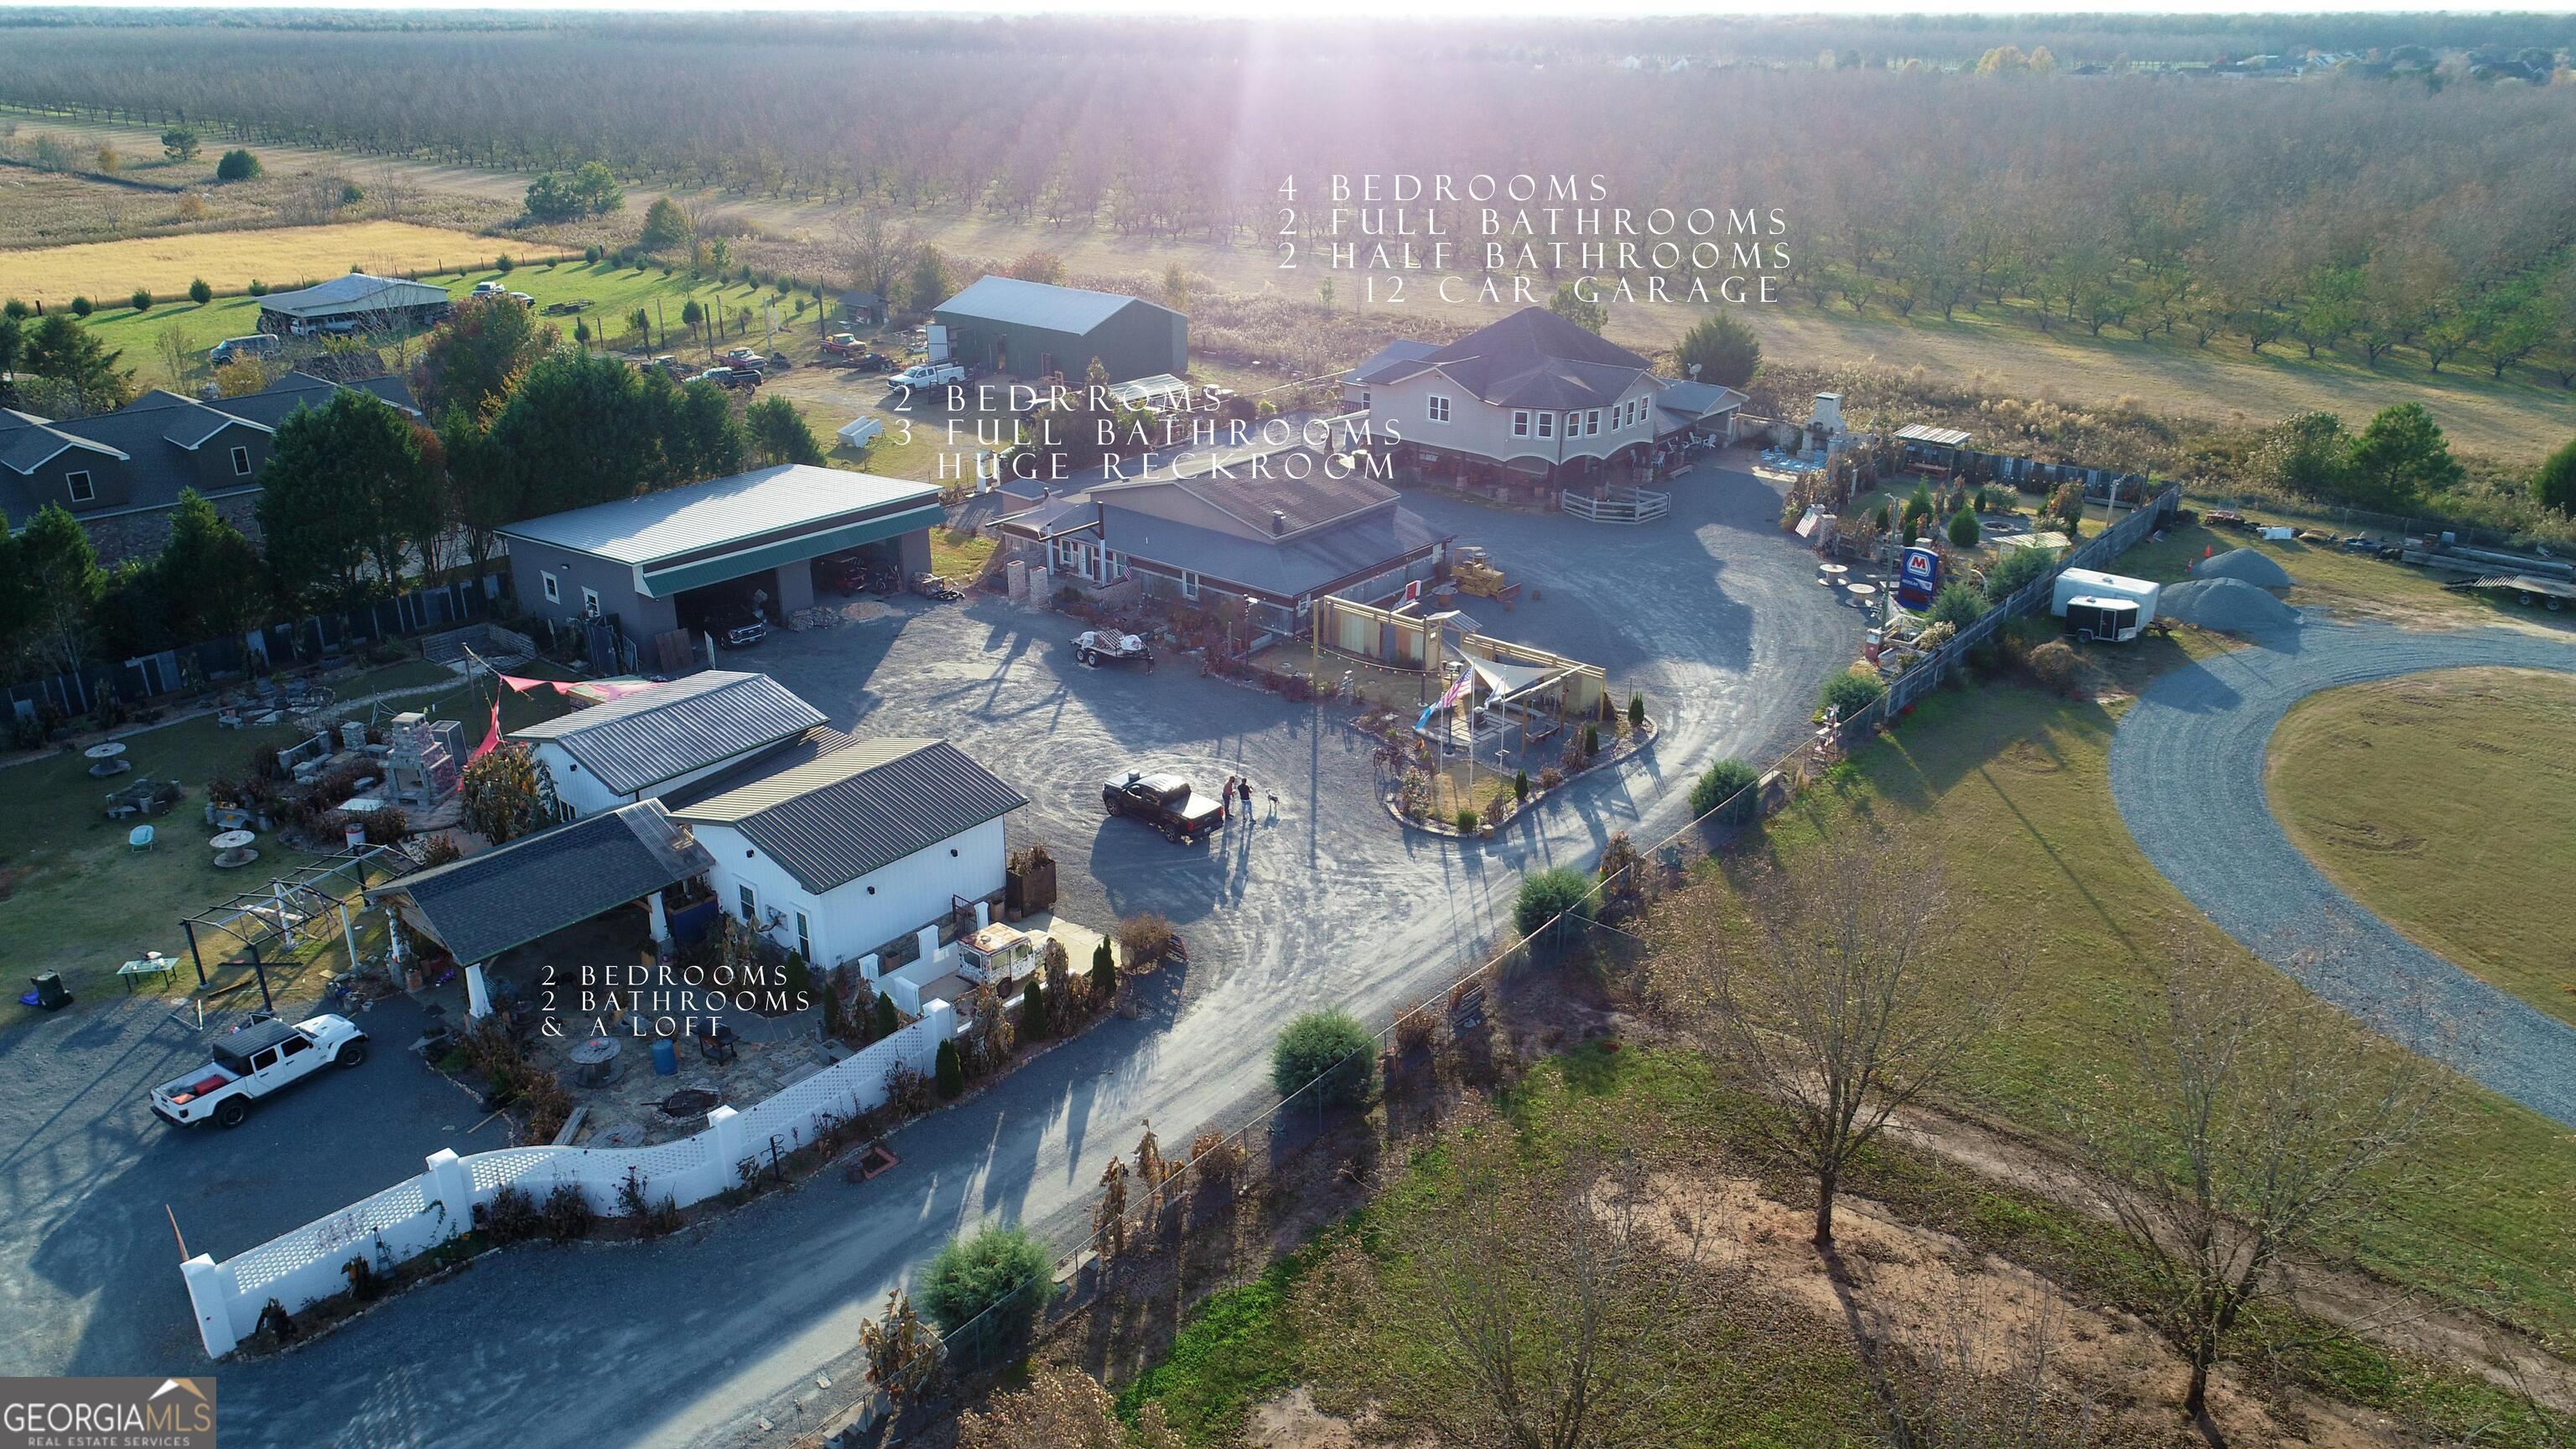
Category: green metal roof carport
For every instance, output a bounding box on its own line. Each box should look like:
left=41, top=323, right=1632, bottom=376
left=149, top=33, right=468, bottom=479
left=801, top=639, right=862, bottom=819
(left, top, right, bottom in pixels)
left=496, top=463, right=946, bottom=599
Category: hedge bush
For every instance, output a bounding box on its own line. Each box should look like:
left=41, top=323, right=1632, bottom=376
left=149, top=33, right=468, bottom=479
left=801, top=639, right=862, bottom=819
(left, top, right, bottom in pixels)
left=1984, top=544, right=2057, bottom=601
left=1270, top=1007, right=1375, bottom=1107
left=1927, top=579, right=1988, bottom=629
left=1689, top=757, right=1761, bottom=822
left=921, top=1224, right=1052, bottom=1341
left=1514, top=865, right=1597, bottom=937
left=1820, top=667, right=1886, bottom=719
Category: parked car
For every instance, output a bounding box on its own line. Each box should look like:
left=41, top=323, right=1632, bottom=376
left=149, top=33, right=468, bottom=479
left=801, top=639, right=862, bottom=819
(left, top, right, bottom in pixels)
left=1072, top=629, right=1153, bottom=668
left=208, top=334, right=283, bottom=366
left=471, top=280, right=507, bottom=298
left=506, top=291, right=536, bottom=309
left=815, top=551, right=875, bottom=595
left=721, top=346, right=766, bottom=369
left=699, top=597, right=768, bottom=647
left=151, top=1015, right=369, bottom=1128
left=823, top=335, right=895, bottom=372
left=693, top=366, right=763, bottom=391
left=889, top=362, right=967, bottom=394
left=1102, top=770, right=1222, bottom=843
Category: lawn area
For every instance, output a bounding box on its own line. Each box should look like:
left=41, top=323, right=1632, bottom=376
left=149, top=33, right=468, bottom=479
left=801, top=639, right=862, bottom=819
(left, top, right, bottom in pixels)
left=1119, top=1053, right=1883, bottom=1448
left=1756, top=672, right=2576, bottom=1354
left=0, top=662, right=572, bottom=1029
left=2267, top=667, right=2576, bottom=1027
left=927, top=526, right=996, bottom=584
left=75, top=257, right=814, bottom=392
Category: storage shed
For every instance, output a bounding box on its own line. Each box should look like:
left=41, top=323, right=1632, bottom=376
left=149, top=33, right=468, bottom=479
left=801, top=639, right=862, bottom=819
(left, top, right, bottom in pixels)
left=932, top=277, right=1187, bottom=382
left=256, top=273, right=452, bottom=336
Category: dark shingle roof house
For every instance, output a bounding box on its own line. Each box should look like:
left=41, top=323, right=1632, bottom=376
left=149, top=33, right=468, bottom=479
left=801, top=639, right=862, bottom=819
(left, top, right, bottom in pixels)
left=509, top=671, right=828, bottom=797
left=671, top=737, right=1029, bottom=895
left=1348, top=307, right=1657, bottom=410
left=370, top=799, right=714, bottom=965
left=0, top=371, right=420, bottom=551
left=1003, top=443, right=1453, bottom=608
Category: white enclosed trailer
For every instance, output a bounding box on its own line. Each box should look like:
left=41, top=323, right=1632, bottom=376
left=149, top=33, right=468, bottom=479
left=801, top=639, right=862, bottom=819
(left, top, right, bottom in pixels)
left=2050, top=568, right=2161, bottom=641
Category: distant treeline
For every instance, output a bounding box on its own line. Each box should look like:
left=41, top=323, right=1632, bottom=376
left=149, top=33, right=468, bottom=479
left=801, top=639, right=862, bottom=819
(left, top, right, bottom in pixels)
left=1, top=12, right=2573, bottom=63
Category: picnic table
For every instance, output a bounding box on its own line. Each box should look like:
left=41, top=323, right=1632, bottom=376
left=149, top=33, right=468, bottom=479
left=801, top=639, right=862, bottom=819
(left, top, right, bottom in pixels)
left=117, top=953, right=177, bottom=993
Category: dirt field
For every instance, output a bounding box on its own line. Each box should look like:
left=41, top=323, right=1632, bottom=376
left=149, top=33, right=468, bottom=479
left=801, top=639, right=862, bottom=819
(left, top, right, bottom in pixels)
left=2267, top=667, right=2576, bottom=1028
left=4, top=219, right=500, bottom=304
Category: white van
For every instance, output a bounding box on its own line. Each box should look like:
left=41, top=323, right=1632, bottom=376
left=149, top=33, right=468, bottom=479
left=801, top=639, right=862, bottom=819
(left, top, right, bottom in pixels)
left=209, top=334, right=282, bottom=366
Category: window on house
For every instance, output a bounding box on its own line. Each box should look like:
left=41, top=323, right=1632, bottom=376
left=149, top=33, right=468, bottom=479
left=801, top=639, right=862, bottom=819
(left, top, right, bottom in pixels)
left=1360, top=389, right=1371, bottom=410
left=738, top=884, right=758, bottom=922
left=1426, top=393, right=1452, bottom=423
left=66, top=470, right=94, bottom=503
left=1536, top=412, right=1553, bottom=439
left=1512, top=411, right=1530, bottom=438
left=1587, top=409, right=1602, bottom=436
left=231, top=445, right=253, bottom=476
left=581, top=587, right=601, bottom=617
left=1182, top=569, right=1201, bottom=601
left=794, top=911, right=812, bottom=961
left=541, top=572, right=560, bottom=605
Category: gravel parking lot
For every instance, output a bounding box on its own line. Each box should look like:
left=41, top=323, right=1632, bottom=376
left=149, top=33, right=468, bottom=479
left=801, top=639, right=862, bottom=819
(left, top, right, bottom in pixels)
left=2108, top=621, right=2576, bottom=1126
left=18, top=459, right=1858, bottom=1446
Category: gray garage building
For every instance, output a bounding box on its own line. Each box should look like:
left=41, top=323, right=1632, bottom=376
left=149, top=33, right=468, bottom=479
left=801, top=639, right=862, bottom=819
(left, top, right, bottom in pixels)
left=499, top=464, right=943, bottom=668
left=932, top=277, right=1187, bottom=383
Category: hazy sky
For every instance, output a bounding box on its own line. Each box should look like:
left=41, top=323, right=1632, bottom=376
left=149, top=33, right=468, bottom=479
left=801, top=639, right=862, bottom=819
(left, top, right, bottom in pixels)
left=0, top=0, right=2496, bottom=13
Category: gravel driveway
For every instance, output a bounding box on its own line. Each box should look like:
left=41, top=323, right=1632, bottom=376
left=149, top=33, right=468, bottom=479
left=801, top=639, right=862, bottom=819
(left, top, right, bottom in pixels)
left=125, top=461, right=1856, bottom=1447
left=2107, top=621, right=2576, bottom=1126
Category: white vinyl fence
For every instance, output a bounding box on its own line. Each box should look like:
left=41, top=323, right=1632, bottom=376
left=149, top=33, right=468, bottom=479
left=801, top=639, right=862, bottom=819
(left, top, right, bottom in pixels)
left=182, top=1000, right=958, bottom=1358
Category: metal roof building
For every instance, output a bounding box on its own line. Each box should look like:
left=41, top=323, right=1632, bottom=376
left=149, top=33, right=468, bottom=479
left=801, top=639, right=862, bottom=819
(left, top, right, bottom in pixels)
left=495, top=464, right=945, bottom=667
left=932, top=276, right=1187, bottom=383
left=256, top=273, right=452, bottom=335
left=672, top=737, right=1029, bottom=896
left=508, top=670, right=828, bottom=808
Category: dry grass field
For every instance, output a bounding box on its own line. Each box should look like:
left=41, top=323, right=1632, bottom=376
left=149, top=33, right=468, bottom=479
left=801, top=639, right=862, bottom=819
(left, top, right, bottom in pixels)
left=3, top=219, right=496, bottom=305
left=2267, top=667, right=2576, bottom=1028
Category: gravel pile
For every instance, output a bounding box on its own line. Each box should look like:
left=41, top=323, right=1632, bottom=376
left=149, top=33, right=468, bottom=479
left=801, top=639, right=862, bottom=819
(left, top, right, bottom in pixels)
left=2161, top=578, right=2299, bottom=632
left=2196, top=548, right=2293, bottom=588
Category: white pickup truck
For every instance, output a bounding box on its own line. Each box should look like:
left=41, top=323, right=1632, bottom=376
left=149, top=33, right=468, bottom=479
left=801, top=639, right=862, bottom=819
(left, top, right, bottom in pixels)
left=888, top=362, right=966, bottom=393
left=151, top=1014, right=369, bottom=1128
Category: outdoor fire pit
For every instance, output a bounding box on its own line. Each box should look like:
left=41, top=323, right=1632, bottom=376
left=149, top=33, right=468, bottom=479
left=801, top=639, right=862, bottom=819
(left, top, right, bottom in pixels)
left=648, top=1088, right=721, bottom=1119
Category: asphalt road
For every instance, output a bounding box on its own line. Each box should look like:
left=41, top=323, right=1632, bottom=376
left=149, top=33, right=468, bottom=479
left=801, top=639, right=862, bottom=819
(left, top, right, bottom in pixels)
left=0, top=991, right=502, bottom=1377
left=2106, top=621, right=2576, bottom=1127
left=10, top=461, right=1858, bottom=1445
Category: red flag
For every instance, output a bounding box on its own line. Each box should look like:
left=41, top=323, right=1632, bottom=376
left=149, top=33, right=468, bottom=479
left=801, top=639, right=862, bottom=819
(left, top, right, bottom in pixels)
left=470, top=698, right=502, bottom=762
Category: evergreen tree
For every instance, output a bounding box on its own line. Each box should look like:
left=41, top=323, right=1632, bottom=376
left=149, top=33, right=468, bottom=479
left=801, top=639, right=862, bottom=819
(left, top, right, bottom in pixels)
left=1091, top=937, right=1117, bottom=1005
left=875, top=992, right=900, bottom=1039
left=1020, top=978, right=1049, bottom=1041
left=14, top=504, right=104, bottom=675
left=934, top=1040, right=964, bottom=1099
left=1675, top=309, right=1762, bottom=387
left=158, top=488, right=267, bottom=641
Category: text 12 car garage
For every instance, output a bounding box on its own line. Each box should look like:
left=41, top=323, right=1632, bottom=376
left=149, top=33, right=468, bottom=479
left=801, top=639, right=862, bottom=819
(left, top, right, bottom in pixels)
left=499, top=464, right=944, bottom=669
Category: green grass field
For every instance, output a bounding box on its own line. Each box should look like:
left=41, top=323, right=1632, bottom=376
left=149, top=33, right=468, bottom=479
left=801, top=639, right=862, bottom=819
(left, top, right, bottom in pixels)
left=78, top=258, right=826, bottom=392
left=1758, top=674, right=2576, bottom=1354
left=0, top=662, right=571, bottom=1027
left=2267, top=667, right=2576, bottom=1027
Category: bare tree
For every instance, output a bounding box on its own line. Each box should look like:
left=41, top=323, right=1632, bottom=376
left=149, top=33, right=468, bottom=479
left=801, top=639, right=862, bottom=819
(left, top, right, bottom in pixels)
left=153, top=323, right=194, bottom=390
left=1660, top=828, right=2012, bottom=1247
left=2067, top=943, right=2451, bottom=1438
left=1390, top=1107, right=1727, bottom=1449
left=832, top=208, right=910, bottom=304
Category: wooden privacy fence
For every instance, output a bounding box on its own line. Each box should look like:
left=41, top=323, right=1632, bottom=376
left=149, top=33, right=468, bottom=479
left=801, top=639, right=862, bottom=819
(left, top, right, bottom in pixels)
left=4, top=575, right=501, bottom=724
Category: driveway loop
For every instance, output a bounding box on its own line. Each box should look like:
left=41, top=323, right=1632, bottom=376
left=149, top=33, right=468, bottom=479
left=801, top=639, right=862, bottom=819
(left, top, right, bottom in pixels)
left=2108, top=622, right=2576, bottom=1126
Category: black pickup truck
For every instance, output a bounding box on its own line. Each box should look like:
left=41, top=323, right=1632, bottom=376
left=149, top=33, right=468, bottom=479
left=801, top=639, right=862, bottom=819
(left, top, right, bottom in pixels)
left=1102, top=771, right=1223, bottom=844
